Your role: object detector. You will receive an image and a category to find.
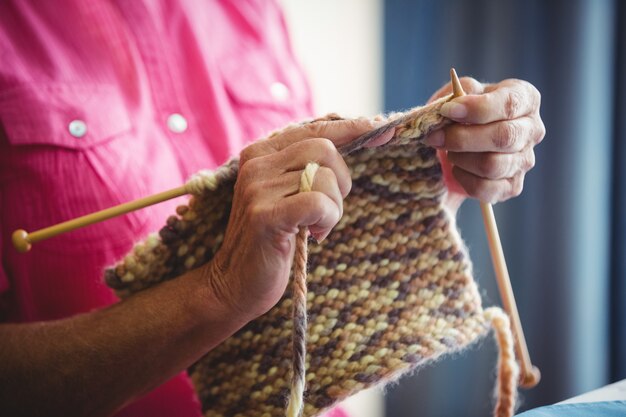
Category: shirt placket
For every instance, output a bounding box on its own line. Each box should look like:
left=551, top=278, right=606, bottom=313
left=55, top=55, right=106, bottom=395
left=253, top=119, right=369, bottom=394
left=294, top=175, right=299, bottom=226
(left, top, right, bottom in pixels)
left=113, top=1, right=215, bottom=177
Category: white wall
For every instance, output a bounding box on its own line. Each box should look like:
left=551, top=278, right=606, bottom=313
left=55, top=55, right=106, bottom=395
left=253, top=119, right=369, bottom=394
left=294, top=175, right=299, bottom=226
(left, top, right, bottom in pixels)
left=280, top=2, right=385, bottom=417
left=281, top=0, right=384, bottom=118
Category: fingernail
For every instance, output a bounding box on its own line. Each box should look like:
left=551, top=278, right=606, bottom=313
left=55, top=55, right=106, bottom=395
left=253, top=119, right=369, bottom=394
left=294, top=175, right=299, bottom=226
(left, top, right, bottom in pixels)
left=311, top=231, right=326, bottom=243
left=440, top=102, right=468, bottom=119
left=424, top=130, right=445, bottom=148
left=371, top=118, right=388, bottom=128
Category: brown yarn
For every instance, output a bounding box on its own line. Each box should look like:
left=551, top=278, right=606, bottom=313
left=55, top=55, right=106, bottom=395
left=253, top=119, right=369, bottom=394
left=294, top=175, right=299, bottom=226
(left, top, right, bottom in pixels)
left=106, top=95, right=520, bottom=417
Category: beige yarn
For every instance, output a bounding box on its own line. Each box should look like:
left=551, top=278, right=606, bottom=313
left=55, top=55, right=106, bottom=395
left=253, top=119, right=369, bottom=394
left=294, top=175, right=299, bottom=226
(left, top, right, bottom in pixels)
left=106, top=95, right=520, bottom=417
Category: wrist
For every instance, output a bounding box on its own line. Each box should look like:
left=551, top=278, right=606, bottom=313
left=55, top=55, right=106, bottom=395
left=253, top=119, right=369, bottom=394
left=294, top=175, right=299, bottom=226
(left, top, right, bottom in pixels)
left=185, top=261, right=250, bottom=343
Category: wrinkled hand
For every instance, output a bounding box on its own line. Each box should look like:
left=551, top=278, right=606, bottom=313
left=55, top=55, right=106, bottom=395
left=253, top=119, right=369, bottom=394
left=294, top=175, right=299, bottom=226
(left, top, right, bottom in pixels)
left=205, top=119, right=393, bottom=320
left=424, top=77, right=545, bottom=206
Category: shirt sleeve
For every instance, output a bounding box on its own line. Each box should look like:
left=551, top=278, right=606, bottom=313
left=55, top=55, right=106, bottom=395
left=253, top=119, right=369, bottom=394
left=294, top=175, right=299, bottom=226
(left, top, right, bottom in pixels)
left=0, top=221, right=11, bottom=322
left=0, top=258, right=8, bottom=295
left=0, top=195, right=9, bottom=295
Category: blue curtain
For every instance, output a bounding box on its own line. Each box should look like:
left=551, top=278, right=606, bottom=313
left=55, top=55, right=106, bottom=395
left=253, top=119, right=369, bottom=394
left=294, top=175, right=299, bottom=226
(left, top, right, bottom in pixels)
left=383, top=0, right=625, bottom=415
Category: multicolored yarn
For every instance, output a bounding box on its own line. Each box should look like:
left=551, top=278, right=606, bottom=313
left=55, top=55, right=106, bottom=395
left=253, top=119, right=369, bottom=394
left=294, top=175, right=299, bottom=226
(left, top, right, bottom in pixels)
left=105, top=95, right=520, bottom=417
left=287, top=162, right=320, bottom=417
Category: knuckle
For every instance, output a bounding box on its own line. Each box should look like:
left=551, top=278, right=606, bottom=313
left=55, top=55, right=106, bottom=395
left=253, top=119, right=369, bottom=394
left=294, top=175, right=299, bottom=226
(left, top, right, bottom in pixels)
left=530, top=83, right=542, bottom=108
left=314, top=166, right=335, bottom=185
left=237, top=157, right=262, bottom=183
left=494, top=122, right=519, bottom=150
left=513, top=79, right=541, bottom=108
left=475, top=95, right=492, bottom=121
left=513, top=176, right=524, bottom=197
left=505, top=176, right=524, bottom=199
left=511, top=185, right=522, bottom=198
left=344, top=174, right=353, bottom=196
left=244, top=201, right=268, bottom=224
left=314, top=137, right=338, bottom=155
left=307, top=120, right=331, bottom=138
left=314, top=191, right=341, bottom=219
left=535, top=119, right=547, bottom=144
left=239, top=141, right=269, bottom=165
left=239, top=145, right=255, bottom=166
left=306, top=192, right=330, bottom=216
left=237, top=162, right=252, bottom=183
left=343, top=118, right=361, bottom=131
left=318, top=112, right=343, bottom=122
left=240, top=182, right=262, bottom=206
left=479, top=154, right=507, bottom=179
left=461, top=77, right=483, bottom=94
left=474, top=182, right=494, bottom=203
left=504, top=90, right=523, bottom=119
left=308, top=138, right=344, bottom=169
left=478, top=187, right=495, bottom=203
left=318, top=165, right=351, bottom=198
left=474, top=184, right=497, bottom=203
left=522, top=150, right=536, bottom=172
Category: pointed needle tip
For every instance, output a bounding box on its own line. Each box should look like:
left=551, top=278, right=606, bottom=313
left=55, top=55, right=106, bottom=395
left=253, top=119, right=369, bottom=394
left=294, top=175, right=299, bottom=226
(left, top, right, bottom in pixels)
left=450, top=68, right=466, bottom=98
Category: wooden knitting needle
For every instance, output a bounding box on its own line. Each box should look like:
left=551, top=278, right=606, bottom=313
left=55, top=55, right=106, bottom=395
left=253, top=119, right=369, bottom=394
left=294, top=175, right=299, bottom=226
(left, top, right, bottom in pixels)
left=450, top=68, right=540, bottom=388
left=12, top=185, right=189, bottom=253
left=10, top=72, right=538, bottom=389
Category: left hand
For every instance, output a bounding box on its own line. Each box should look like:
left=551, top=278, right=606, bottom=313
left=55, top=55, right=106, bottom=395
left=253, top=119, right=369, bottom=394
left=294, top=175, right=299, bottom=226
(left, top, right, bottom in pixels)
left=424, top=77, right=546, bottom=207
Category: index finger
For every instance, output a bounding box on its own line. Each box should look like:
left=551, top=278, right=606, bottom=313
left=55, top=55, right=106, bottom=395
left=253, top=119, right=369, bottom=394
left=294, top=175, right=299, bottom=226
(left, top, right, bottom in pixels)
left=271, top=118, right=386, bottom=151
left=240, top=117, right=385, bottom=163
left=441, top=79, right=541, bottom=124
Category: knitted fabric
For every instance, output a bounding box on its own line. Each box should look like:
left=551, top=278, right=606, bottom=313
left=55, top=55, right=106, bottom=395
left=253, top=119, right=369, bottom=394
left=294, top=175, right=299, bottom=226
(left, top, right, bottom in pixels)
left=105, top=95, right=519, bottom=417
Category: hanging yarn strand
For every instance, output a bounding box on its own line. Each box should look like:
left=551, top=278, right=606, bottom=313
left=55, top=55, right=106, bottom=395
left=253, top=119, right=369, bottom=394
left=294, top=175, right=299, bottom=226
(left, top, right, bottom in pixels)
left=484, top=308, right=520, bottom=417
left=12, top=66, right=542, bottom=416
left=100, top=73, right=540, bottom=417
left=286, top=162, right=320, bottom=417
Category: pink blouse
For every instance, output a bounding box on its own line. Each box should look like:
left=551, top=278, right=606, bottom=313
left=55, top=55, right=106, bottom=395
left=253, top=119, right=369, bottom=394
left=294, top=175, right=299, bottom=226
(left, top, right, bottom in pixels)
left=0, top=1, right=346, bottom=416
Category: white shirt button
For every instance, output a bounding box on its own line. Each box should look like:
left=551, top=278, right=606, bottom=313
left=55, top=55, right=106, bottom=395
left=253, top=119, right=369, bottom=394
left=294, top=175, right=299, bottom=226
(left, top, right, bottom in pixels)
left=270, top=82, right=290, bottom=102
left=167, top=113, right=188, bottom=134
left=68, top=119, right=87, bottom=138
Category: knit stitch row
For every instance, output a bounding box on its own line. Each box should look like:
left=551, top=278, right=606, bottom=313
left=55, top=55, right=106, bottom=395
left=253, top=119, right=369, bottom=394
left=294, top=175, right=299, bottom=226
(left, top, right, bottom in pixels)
left=106, top=95, right=519, bottom=417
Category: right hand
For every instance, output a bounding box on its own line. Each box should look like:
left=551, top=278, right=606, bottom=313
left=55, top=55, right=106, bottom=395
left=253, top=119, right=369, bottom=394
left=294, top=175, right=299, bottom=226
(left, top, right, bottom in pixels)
left=204, top=119, right=393, bottom=321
